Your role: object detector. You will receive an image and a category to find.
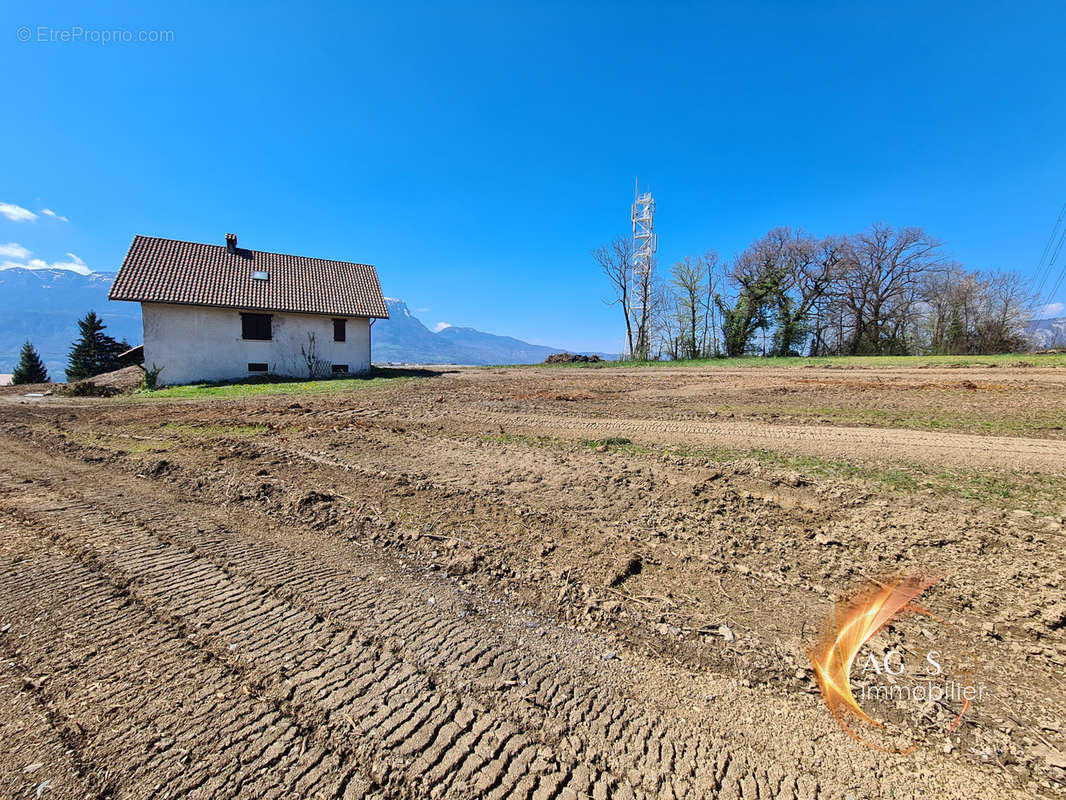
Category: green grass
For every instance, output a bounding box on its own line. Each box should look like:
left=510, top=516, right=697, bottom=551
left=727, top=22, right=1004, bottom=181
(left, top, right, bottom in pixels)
left=127, top=368, right=426, bottom=400
left=522, top=353, right=1066, bottom=370
left=581, top=436, right=648, bottom=456
left=58, top=430, right=175, bottom=454
left=477, top=432, right=1066, bottom=514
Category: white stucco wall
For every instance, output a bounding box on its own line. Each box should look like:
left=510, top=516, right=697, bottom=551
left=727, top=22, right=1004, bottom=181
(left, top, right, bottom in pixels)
left=141, top=303, right=372, bottom=385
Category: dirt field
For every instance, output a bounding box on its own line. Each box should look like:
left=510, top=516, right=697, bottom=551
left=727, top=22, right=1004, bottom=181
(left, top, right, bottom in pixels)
left=0, top=364, right=1064, bottom=799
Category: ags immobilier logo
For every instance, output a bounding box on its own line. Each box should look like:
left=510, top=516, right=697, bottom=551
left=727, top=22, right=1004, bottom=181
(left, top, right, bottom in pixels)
left=808, top=572, right=985, bottom=753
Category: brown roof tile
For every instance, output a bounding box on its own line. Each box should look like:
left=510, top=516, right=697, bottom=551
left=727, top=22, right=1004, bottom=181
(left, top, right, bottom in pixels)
left=109, top=235, right=389, bottom=319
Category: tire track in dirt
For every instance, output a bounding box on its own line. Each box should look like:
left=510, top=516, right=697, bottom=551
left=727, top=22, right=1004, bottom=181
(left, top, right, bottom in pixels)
left=452, top=410, right=1066, bottom=472
left=0, top=545, right=387, bottom=799
left=0, top=642, right=98, bottom=800
left=0, top=439, right=823, bottom=800
left=0, top=434, right=1035, bottom=799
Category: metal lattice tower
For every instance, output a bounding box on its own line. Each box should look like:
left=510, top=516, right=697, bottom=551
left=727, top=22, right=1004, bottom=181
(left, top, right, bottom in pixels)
left=629, top=179, right=656, bottom=353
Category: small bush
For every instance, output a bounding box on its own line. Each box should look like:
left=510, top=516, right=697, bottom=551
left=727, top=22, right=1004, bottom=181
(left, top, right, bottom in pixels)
left=66, top=381, right=120, bottom=398
left=140, top=364, right=164, bottom=391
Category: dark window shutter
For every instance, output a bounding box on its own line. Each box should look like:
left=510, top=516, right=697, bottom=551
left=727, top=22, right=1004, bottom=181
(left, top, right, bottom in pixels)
left=241, top=313, right=272, bottom=340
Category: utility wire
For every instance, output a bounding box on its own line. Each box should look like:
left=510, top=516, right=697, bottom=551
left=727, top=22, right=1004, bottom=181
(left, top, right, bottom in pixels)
left=1033, top=199, right=1066, bottom=301
left=1039, top=227, right=1066, bottom=315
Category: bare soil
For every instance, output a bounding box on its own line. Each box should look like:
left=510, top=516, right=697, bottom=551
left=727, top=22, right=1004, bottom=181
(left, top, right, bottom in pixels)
left=0, top=364, right=1063, bottom=799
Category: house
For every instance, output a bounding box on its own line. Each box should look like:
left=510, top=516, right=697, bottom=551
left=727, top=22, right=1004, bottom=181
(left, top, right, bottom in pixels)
left=109, top=233, right=389, bottom=385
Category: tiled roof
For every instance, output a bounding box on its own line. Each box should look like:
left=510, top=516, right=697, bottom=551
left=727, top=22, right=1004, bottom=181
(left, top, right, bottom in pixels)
left=109, top=235, right=389, bottom=319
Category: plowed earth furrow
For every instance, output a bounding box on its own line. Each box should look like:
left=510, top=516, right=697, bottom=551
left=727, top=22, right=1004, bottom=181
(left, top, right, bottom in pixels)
left=0, top=436, right=816, bottom=799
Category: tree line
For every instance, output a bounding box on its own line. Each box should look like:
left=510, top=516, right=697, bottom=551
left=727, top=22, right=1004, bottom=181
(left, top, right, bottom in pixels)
left=10, top=311, right=131, bottom=385
left=598, top=222, right=1035, bottom=360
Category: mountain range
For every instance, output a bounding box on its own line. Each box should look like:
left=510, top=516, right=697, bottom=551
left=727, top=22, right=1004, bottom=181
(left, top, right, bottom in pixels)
left=0, top=268, right=606, bottom=380
left=1025, top=316, right=1066, bottom=349
left=372, top=298, right=598, bottom=365
left=0, top=269, right=142, bottom=381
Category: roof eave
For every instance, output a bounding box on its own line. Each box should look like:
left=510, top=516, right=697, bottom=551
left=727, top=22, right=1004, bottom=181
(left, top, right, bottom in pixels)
left=124, top=297, right=390, bottom=319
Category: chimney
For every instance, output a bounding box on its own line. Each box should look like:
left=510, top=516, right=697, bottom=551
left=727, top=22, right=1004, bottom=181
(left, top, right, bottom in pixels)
left=225, top=232, right=237, bottom=253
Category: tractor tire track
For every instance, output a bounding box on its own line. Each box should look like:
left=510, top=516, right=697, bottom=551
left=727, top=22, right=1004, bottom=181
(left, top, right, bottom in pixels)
left=449, top=410, right=1066, bottom=472
left=0, top=436, right=821, bottom=799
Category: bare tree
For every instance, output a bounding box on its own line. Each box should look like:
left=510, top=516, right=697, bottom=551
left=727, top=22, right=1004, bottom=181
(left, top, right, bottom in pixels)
left=631, top=257, right=660, bottom=360
left=656, top=275, right=683, bottom=359
left=594, top=236, right=636, bottom=357
left=839, top=223, right=946, bottom=355
left=702, top=251, right=722, bottom=356
left=806, top=237, right=850, bottom=355
left=976, top=271, right=1034, bottom=352
left=671, top=255, right=708, bottom=360
left=612, top=219, right=1029, bottom=361
left=924, top=267, right=1034, bottom=354
left=779, top=235, right=846, bottom=355
left=923, top=264, right=976, bottom=354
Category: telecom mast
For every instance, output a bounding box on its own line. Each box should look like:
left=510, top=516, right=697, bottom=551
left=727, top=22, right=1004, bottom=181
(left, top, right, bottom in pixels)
left=630, top=178, right=656, bottom=357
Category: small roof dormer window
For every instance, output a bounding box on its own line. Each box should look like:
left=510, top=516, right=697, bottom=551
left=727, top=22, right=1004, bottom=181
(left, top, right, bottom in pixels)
left=252, top=270, right=269, bottom=281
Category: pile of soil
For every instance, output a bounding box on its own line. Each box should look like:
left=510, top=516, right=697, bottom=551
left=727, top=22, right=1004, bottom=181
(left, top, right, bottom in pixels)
left=67, top=365, right=145, bottom=396
left=0, top=380, right=57, bottom=396
left=545, top=352, right=602, bottom=363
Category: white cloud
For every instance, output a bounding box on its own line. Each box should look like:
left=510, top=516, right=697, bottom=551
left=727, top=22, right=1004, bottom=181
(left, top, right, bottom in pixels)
left=1039, top=302, right=1066, bottom=318
left=0, top=251, right=92, bottom=275
left=40, top=208, right=69, bottom=222
left=0, top=202, right=38, bottom=222
left=53, top=253, right=91, bottom=275
left=432, top=322, right=452, bottom=332
left=0, top=242, right=31, bottom=259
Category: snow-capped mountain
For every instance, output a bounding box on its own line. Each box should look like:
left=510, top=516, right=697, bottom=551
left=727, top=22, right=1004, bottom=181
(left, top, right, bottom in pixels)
left=370, top=297, right=466, bottom=364
left=1025, top=317, right=1066, bottom=349
left=0, top=268, right=140, bottom=380
left=371, top=298, right=594, bottom=365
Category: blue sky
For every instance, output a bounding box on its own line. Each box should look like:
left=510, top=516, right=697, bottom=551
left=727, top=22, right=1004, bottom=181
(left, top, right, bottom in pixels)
left=2, top=0, right=1065, bottom=352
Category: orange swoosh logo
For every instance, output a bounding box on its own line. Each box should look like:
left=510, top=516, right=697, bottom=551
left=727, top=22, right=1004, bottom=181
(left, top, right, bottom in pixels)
left=808, top=573, right=940, bottom=752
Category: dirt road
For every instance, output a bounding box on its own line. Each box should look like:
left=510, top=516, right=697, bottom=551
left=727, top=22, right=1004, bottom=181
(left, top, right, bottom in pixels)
left=0, top=364, right=1063, bottom=798
left=451, top=408, right=1066, bottom=472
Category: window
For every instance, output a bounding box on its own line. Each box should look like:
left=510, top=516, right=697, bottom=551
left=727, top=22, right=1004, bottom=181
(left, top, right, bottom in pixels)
left=252, top=270, right=269, bottom=281
left=241, top=313, right=272, bottom=340
left=247, top=362, right=268, bottom=373
left=332, top=364, right=349, bottom=375
left=333, top=318, right=346, bottom=342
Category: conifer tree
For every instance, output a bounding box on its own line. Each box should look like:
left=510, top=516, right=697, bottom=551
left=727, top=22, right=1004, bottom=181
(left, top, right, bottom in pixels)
left=11, top=340, right=49, bottom=384
left=67, top=311, right=123, bottom=381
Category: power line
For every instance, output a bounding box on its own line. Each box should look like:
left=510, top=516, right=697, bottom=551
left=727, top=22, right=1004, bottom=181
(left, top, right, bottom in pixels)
left=1033, top=199, right=1066, bottom=301
left=1039, top=226, right=1066, bottom=315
